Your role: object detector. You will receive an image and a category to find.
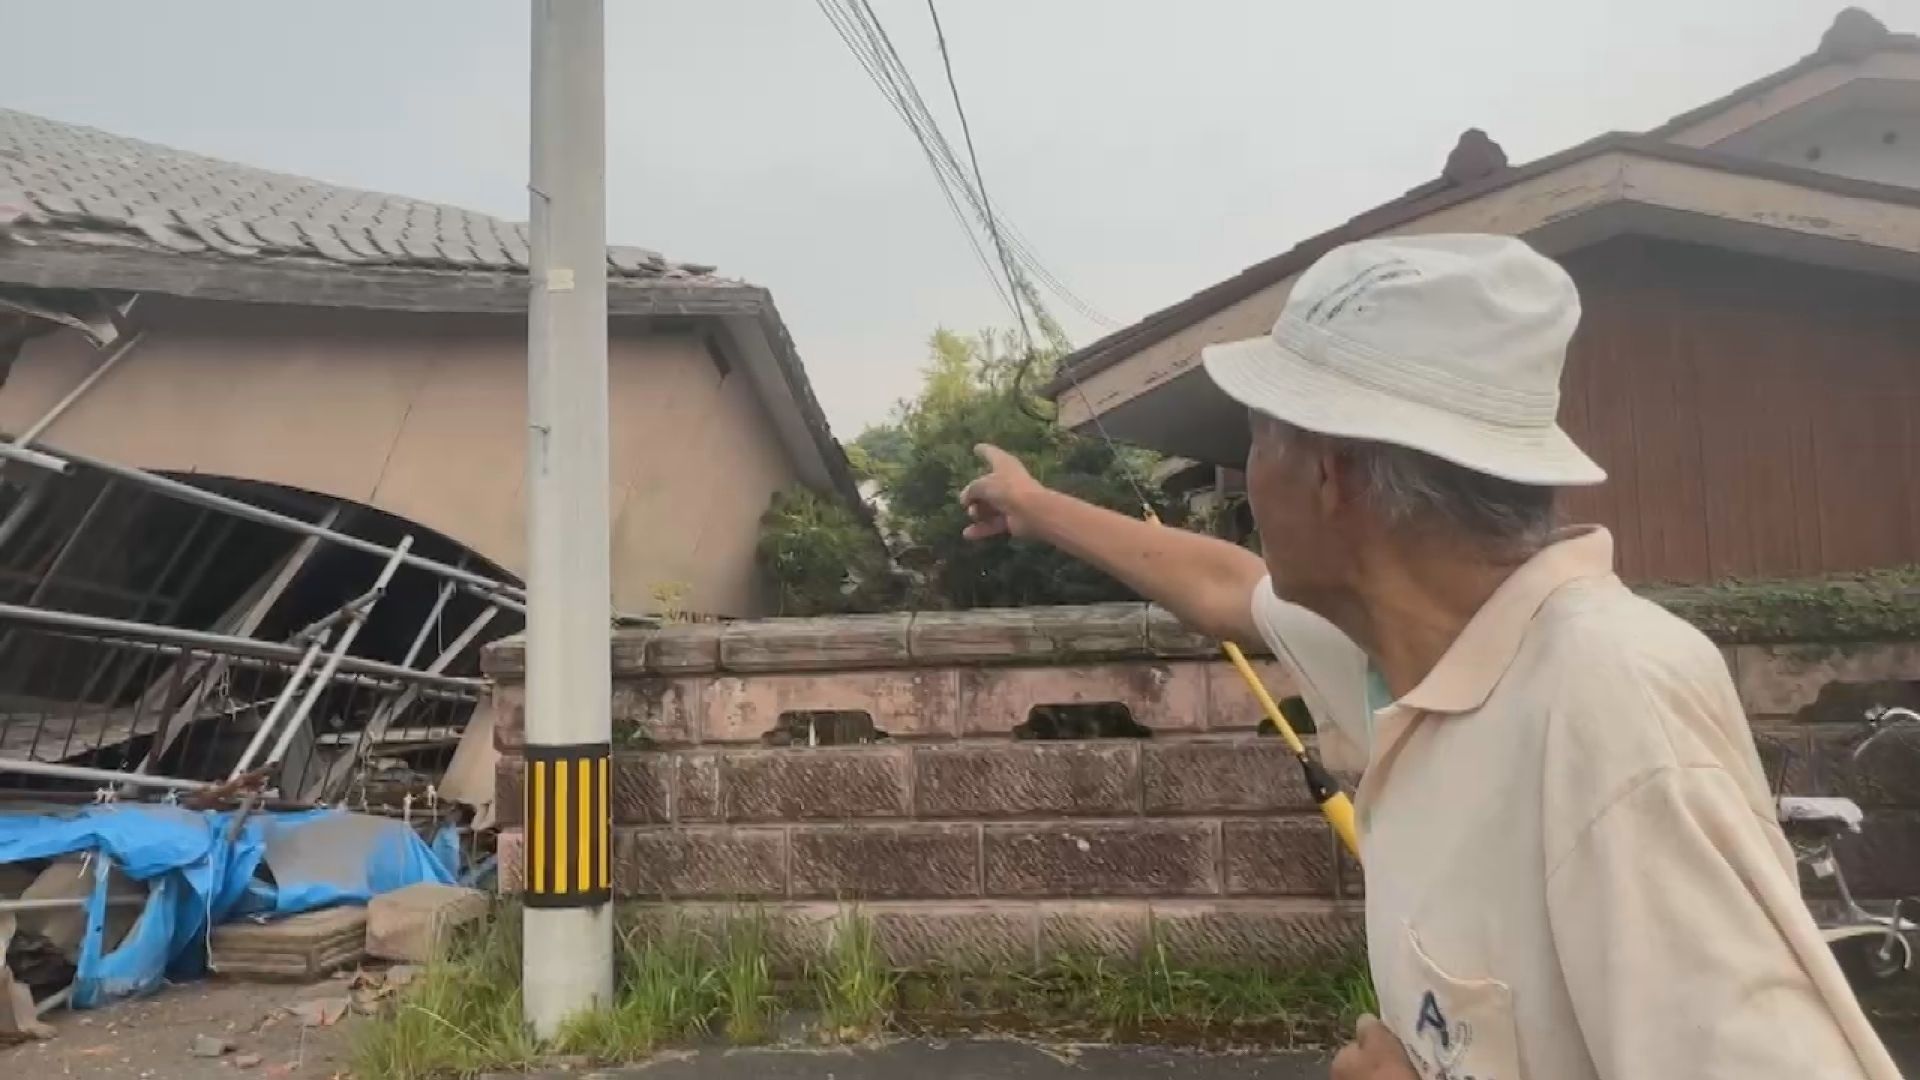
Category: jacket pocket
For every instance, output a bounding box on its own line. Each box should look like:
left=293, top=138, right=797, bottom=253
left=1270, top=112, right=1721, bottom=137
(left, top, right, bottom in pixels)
left=1394, top=924, right=1523, bottom=1080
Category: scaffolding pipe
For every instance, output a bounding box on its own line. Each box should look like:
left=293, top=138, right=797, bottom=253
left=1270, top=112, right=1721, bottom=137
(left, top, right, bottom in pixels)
left=265, top=537, right=413, bottom=770
left=0, top=599, right=480, bottom=692
left=0, top=756, right=208, bottom=791
left=36, top=631, right=478, bottom=701
left=0, top=477, right=48, bottom=552
left=0, top=895, right=145, bottom=913
left=228, top=629, right=330, bottom=779
left=318, top=602, right=499, bottom=801
left=0, top=440, right=524, bottom=604
left=13, top=331, right=149, bottom=448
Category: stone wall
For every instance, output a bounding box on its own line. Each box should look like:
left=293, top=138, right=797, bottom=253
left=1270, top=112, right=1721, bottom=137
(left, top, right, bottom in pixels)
left=486, top=599, right=1920, bottom=968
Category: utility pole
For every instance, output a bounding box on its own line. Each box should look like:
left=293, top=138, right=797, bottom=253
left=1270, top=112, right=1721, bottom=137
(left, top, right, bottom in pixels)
left=523, top=0, right=614, bottom=1037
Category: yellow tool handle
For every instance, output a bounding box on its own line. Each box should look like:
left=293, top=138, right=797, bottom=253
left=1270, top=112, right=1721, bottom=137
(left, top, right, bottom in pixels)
left=1222, top=640, right=1305, bottom=756
left=1143, top=507, right=1361, bottom=862
left=1313, top=778, right=1363, bottom=863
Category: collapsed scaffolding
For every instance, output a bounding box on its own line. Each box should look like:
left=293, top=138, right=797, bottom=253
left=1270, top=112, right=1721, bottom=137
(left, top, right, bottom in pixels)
left=0, top=431, right=526, bottom=816
left=0, top=291, right=554, bottom=1029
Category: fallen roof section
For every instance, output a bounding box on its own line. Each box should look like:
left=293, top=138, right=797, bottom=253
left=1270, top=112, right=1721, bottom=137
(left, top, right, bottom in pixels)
left=0, top=107, right=710, bottom=283
left=0, top=108, right=864, bottom=514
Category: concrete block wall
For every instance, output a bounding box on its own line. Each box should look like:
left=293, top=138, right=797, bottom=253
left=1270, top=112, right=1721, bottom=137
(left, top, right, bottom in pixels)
left=487, top=603, right=1920, bottom=969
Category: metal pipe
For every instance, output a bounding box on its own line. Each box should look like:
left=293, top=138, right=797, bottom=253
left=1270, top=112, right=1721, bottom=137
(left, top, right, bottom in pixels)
left=0, top=478, right=48, bottom=553
left=0, top=896, right=144, bottom=913
left=318, top=603, right=497, bottom=801
left=35, top=631, right=478, bottom=701
left=0, top=599, right=480, bottom=692
left=265, top=537, right=413, bottom=770
left=0, top=756, right=208, bottom=791
left=0, top=440, right=525, bottom=604
left=405, top=581, right=459, bottom=670
left=228, top=629, right=329, bottom=779
left=0, top=443, right=73, bottom=475
left=14, top=331, right=148, bottom=448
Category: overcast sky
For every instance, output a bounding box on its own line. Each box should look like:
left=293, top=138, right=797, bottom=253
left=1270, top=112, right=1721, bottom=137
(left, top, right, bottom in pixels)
left=4, top=1, right=1913, bottom=436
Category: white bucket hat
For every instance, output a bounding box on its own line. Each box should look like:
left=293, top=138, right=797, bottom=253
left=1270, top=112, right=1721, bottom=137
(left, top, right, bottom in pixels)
left=1201, top=232, right=1605, bottom=486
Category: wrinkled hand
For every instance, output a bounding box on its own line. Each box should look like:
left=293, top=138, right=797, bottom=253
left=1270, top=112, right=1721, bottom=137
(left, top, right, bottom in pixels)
left=959, top=444, right=1044, bottom=540
left=1332, top=1015, right=1418, bottom=1080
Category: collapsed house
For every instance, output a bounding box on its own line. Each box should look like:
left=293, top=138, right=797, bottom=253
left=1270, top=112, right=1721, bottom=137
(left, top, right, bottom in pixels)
left=0, top=106, right=863, bottom=1021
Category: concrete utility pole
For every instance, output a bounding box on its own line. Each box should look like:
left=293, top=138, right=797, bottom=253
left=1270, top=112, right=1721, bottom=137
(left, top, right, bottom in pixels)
left=523, top=0, right=615, bottom=1037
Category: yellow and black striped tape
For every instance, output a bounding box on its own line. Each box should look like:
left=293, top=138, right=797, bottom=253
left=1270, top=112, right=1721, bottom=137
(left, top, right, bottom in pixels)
left=523, top=742, right=612, bottom=908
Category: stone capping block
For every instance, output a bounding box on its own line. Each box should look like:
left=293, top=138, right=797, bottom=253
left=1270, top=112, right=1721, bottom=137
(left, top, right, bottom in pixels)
left=485, top=604, right=1270, bottom=679
left=908, top=604, right=1148, bottom=664
left=720, top=612, right=912, bottom=672
left=1146, top=605, right=1234, bottom=659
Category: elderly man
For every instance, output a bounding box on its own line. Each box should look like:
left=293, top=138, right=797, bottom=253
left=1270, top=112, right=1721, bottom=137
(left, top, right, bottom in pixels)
left=961, top=234, right=1900, bottom=1078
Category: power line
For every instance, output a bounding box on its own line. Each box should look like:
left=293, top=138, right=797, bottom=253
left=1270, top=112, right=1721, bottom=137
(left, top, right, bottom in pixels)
left=816, top=0, right=1120, bottom=335
left=812, top=0, right=1016, bottom=321
left=921, top=0, right=1034, bottom=356
left=916, top=0, right=1153, bottom=514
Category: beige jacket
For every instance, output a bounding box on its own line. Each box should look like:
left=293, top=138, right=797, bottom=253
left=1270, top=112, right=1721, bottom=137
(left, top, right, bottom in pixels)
left=1251, top=527, right=1900, bottom=1079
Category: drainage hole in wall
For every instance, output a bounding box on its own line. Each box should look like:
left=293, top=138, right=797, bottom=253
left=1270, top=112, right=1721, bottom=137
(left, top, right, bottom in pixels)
left=1014, top=702, right=1151, bottom=740
left=764, top=709, right=888, bottom=747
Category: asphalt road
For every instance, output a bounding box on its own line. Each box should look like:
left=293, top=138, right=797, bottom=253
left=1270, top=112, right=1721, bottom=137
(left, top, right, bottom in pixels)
left=524, top=1034, right=1920, bottom=1079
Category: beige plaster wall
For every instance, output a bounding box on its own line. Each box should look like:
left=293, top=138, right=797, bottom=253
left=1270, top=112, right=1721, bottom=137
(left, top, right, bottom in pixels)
left=0, top=296, right=800, bottom=617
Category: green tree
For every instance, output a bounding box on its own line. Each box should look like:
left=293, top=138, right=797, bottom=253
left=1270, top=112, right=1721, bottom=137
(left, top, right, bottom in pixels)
left=758, top=328, right=1167, bottom=612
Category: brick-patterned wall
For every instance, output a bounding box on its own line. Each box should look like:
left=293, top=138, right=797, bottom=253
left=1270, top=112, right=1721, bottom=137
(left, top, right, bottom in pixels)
left=486, top=603, right=1920, bottom=969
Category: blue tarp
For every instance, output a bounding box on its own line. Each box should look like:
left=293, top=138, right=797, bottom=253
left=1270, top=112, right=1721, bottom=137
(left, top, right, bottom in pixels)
left=0, top=805, right=455, bottom=1007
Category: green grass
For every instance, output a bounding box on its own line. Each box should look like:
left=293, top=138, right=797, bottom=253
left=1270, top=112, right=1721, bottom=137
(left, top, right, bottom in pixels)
left=354, top=904, right=1376, bottom=1078
left=811, top=907, right=896, bottom=1040
left=717, top=908, right=777, bottom=1043
left=890, top=938, right=1374, bottom=1045
left=350, top=907, right=540, bottom=1080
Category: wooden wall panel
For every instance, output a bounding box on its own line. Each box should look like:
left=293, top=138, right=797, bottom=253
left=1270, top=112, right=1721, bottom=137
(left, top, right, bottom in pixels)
left=1560, top=238, right=1920, bottom=584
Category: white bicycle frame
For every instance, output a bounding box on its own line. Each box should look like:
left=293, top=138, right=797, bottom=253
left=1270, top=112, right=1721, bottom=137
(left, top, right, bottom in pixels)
left=1788, top=706, right=1920, bottom=976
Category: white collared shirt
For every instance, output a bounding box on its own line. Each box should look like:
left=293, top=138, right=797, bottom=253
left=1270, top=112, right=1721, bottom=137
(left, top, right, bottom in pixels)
left=1251, top=527, right=1899, bottom=1079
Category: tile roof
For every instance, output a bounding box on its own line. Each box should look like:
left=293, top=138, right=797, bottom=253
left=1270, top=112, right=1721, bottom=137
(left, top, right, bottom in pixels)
left=0, top=107, right=715, bottom=281
left=1050, top=9, right=1920, bottom=395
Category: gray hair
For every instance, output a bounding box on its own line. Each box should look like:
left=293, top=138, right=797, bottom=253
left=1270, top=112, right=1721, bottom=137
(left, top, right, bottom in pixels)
left=1260, top=416, right=1556, bottom=556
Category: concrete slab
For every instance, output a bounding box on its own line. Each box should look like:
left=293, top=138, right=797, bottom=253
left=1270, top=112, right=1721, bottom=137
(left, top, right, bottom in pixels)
left=209, top=907, right=367, bottom=980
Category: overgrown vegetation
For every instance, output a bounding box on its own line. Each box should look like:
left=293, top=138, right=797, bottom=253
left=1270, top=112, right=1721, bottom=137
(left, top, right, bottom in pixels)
left=354, top=903, right=1375, bottom=1079
left=758, top=328, right=1168, bottom=614
left=814, top=906, right=895, bottom=1039
left=1643, top=567, right=1920, bottom=644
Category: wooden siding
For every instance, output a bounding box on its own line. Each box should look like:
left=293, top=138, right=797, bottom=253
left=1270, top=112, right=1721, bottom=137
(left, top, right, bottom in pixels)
left=1559, top=238, right=1920, bottom=583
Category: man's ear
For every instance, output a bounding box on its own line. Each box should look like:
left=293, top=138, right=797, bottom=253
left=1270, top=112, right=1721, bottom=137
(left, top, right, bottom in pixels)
left=1315, top=444, right=1354, bottom=516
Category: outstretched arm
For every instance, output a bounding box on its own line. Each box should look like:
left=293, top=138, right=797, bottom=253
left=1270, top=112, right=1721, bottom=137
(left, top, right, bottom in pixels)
left=960, top=444, right=1267, bottom=644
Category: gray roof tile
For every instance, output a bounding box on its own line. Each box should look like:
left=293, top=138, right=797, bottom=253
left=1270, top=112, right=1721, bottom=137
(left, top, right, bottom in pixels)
left=0, top=108, right=713, bottom=281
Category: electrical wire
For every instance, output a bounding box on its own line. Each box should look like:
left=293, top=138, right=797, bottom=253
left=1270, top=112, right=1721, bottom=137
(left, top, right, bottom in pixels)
left=912, top=0, right=1152, bottom=510
left=813, top=0, right=1017, bottom=322
left=817, top=0, right=1119, bottom=334
left=921, top=0, right=1036, bottom=359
